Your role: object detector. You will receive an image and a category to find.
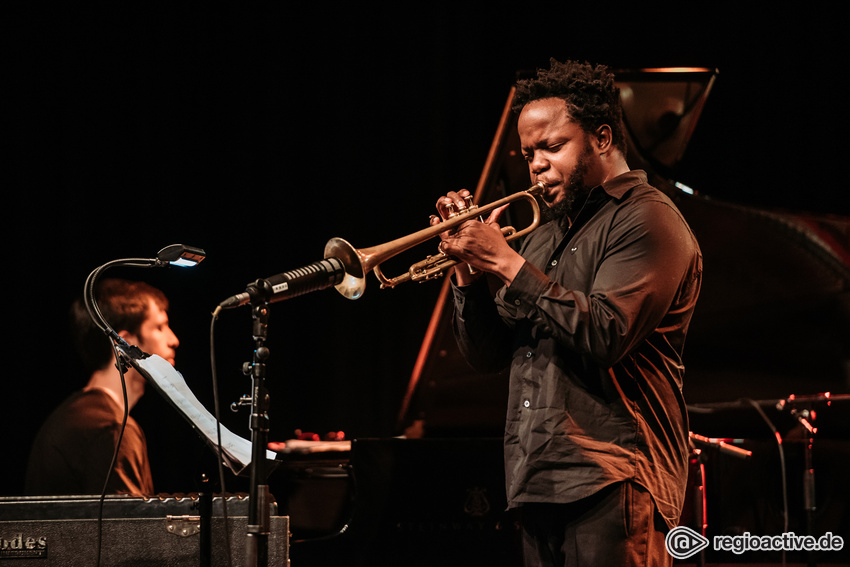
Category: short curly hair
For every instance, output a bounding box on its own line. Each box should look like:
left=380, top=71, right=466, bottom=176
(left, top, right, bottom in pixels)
left=513, top=59, right=626, bottom=154
left=70, top=278, right=169, bottom=373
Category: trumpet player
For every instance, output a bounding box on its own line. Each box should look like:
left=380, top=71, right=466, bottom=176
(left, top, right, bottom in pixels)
left=433, top=59, right=702, bottom=567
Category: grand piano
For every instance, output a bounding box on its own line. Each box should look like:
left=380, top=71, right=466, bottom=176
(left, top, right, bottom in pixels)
left=273, top=67, right=850, bottom=567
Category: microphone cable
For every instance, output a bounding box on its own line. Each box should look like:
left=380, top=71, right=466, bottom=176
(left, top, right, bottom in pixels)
left=94, top=340, right=130, bottom=567
left=743, top=397, right=789, bottom=567
left=209, top=310, right=234, bottom=567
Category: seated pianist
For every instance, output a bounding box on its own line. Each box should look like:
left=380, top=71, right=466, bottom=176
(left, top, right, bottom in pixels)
left=25, top=279, right=180, bottom=497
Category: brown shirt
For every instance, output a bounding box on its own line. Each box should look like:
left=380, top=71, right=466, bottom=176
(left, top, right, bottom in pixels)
left=452, top=170, right=702, bottom=528
left=25, top=388, right=154, bottom=496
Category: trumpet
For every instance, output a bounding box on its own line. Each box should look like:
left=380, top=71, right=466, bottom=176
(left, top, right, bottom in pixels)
left=324, top=181, right=546, bottom=299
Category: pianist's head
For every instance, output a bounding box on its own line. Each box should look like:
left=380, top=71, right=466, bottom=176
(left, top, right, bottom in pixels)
left=70, top=278, right=178, bottom=375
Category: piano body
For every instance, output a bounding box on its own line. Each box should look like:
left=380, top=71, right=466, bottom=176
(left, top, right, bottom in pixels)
left=277, top=67, right=850, bottom=566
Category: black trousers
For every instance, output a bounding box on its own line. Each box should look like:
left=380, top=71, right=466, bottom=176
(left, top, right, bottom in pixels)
left=518, top=481, right=672, bottom=567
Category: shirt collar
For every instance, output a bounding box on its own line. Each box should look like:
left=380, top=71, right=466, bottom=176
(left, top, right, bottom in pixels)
left=556, top=169, right=647, bottom=232
left=598, top=169, right=647, bottom=200
left=552, top=170, right=648, bottom=232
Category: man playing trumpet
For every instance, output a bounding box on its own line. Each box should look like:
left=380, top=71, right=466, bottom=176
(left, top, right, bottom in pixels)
left=433, top=59, right=703, bottom=567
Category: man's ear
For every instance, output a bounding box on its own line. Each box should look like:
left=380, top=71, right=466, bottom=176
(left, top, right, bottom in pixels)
left=595, top=124, right=613, bottom=154
left=118, top=329, right=139, bottom=346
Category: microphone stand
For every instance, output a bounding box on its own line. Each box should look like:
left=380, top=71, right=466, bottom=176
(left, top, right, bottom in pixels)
left=216, top=262, right=347, bottom=566
left=687, top=443, right=708, bottom=567
left=687, top=432, right=752, bottom=567
left=802, top=420, right=816, bottom=567
left=775, top=393, right=850, bottom=567
left=777, top=395, right=823, bottom=567
left=244, top=279, right=274, bottom=567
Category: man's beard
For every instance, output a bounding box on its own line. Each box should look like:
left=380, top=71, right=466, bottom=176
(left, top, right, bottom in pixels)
left=541, top=145, right=593, bottom=224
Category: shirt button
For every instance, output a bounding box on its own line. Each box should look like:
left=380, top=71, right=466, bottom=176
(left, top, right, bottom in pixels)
left=526, top=351, right=533, bottom=358
left=550, top=259, right=558, bottom=267
left=514, top=299, right=521, bottom=306
left=523, top=400, right=530, bottom=408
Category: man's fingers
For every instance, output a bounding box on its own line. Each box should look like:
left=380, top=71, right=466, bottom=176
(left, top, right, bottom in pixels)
left=486, top=204, right=510, bottom=225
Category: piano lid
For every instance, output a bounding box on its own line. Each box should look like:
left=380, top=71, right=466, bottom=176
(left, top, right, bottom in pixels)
left=397, top=67, right=850, bottom=439
left=615, top=66, right=718, bottom=174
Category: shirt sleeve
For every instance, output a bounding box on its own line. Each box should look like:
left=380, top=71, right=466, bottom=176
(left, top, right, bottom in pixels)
left=502, top=197, right=701, bottom=368
left=451, top=276, right=517, bottom=374
left=109, top=419, right=155, bottom=496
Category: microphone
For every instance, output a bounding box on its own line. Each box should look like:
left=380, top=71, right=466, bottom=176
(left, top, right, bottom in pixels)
left=217, top=257, right=346, bottom=310
left=689, top=432, right=752, bottom=460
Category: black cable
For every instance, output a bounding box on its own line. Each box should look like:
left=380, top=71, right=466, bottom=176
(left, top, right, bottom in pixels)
left=84, top=259, right=155, bottom=341
left=210, top=312, right=234, bottom=566
left=83, top=257, right=154, bottom=567
left=94, top=340, right=131, bottom=567
left=742, top=397, right=789, bottom=567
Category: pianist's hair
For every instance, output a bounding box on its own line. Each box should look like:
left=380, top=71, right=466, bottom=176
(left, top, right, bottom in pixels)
left=513, top=58, right=626, bottom=154
left=69, top=279, right=170, bottom=374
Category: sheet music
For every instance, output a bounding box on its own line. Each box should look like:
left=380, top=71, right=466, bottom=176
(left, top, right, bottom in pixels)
left=126, top=352, right=275, bottom=475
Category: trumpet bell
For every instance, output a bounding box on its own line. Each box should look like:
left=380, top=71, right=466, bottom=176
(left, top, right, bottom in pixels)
left=324, top=237, right=366, bottom=300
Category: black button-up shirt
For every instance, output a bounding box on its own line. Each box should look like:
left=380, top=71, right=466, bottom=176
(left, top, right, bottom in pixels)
left=451, top=170, right=702, bottom=529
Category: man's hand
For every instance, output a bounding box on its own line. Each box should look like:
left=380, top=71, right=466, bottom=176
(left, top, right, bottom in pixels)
left=432, top=189, right=525, bottom=286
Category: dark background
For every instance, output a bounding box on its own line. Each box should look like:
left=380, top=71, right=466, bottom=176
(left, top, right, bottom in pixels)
left=5, top=4, right=848, bottom=502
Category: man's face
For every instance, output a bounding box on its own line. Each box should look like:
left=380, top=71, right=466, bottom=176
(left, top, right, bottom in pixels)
left=518, top=97, right=599, bottom=217
left=128, top=299, right=179, bottom=366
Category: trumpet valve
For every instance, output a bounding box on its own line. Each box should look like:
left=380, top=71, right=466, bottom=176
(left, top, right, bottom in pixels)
left=446, top=194, right=476, bottom=219
left=408, top=253, right=448, bottom=283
